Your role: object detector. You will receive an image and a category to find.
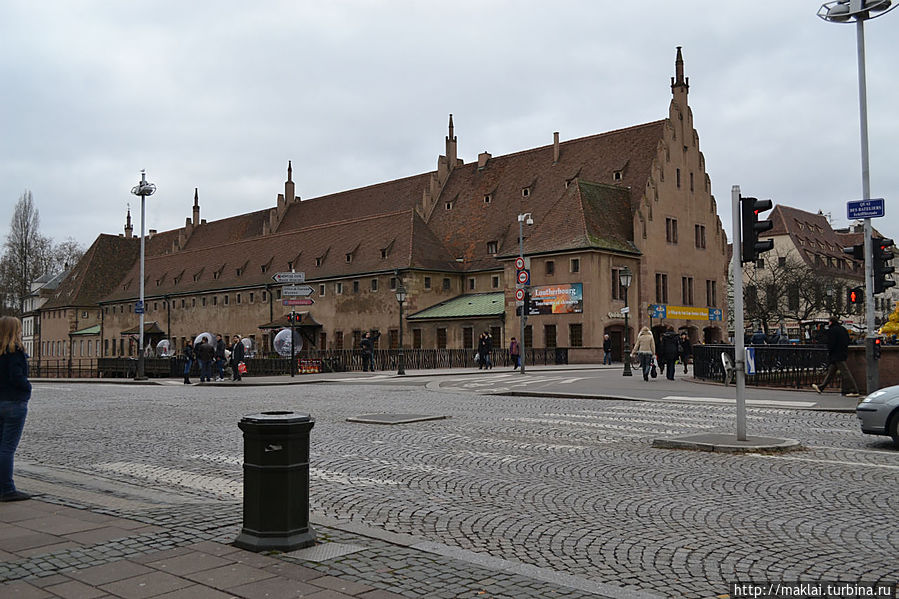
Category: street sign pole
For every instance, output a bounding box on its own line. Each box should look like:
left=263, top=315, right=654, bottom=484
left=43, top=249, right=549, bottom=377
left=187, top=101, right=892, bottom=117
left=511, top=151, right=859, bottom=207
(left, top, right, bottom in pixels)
left=290, top=311, right=297, bottom=378
left=732, top=185, right=748, bottom=441
left=518, top=219, right=527, bottom=375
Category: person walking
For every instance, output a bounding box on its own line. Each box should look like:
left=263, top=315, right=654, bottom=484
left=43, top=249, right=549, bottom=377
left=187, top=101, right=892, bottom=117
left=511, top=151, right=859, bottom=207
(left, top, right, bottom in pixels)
left=630, top=326, right=656, bottom=381
left=214, top=334, right=226, bottom=381
left=182, top=339, right=195, bottom=384
left=660, top=328, right=681, bottom=381
left=0, top=316, right=32, bottom=502
left=477, top=333, right=490, bottom=370
left=812, top=316, right=860, bottom=398
left=231, top=335, right=245, bottom=381
left=195, top=336, right=215, bottom=382
left=360, top=332, right=374, bottom=372
left=602, top=334, right=613, bottom=365
left=509, top=337, right=521, bottom=370
left=679, top=332, right=692, bottom=374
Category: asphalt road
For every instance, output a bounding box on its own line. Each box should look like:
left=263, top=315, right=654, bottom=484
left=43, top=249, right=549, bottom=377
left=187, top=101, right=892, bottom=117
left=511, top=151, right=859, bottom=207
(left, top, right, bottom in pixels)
left=15, top=380, right=898, bottom=599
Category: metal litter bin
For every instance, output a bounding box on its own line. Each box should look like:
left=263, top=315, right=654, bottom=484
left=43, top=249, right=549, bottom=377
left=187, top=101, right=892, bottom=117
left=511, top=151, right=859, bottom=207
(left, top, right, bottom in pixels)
left=234, top=411, right=316, bottom=551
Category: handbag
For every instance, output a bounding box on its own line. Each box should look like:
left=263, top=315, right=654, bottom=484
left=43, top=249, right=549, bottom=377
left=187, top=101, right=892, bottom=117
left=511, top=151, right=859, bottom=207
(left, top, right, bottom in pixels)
left=650, top=358, right=658, bottom=379
left=238, top=361, right=247, bottom=374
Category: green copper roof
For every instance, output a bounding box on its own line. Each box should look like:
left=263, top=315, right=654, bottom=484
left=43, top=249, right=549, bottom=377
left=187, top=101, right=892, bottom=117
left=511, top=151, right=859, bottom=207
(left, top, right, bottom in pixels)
left=71, top=324, right=101, bottom=336
left=408, top=292, right=505, bottom=321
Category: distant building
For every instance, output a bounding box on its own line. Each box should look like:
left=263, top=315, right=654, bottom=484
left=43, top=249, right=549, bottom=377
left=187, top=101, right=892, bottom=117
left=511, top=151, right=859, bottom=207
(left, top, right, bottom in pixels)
left=38, top=48, right=729, bottom=364
left=21, top=269, right=69, bottom=357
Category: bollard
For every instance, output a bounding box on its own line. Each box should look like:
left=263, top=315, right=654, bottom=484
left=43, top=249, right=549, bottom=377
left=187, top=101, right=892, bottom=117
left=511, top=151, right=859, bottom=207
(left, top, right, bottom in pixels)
left=234, top=411, right=316, bottom=551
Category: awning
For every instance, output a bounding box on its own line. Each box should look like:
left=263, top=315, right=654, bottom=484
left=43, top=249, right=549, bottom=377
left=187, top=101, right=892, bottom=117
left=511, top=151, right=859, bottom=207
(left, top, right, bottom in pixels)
left=70, top=324, right=101, bottom=336
left=120, top=321, right=166, bottom=335
left=407, top=292, right=505, bottom=321
left=258, top=312, right=322, bottom=329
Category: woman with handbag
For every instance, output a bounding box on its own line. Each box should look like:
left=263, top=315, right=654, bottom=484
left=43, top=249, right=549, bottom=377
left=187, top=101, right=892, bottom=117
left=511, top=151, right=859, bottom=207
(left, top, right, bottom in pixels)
left=630, top=326, right=656, bottom=382
left=230, top=335, right=245, bottom=381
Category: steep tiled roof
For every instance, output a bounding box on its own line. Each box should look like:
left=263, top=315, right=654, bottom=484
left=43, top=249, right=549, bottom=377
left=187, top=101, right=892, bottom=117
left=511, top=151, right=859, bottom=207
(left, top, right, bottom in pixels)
left=44, top=235, right=141, bottom=308
left=768, top=205, right=863, bottom=279
left=426, top=122, right=663, bottom=269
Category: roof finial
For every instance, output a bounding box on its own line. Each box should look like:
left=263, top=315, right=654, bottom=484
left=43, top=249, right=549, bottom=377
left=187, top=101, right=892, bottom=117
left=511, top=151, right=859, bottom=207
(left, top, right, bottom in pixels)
left=287, top=160, right=293, bottom=182
left=193, top=187, right=199, bottom=207
left=675, top=46, right=684, bottom=85
left=448, top=114, right=455, bottom=141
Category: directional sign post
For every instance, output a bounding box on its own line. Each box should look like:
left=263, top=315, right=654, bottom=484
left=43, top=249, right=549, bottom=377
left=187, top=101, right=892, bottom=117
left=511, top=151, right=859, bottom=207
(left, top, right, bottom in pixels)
left=282, top=285, right=315, bottom=297
left=272, top=272, right=306, bottom=284
left=283, top=299, right=314, bottom=306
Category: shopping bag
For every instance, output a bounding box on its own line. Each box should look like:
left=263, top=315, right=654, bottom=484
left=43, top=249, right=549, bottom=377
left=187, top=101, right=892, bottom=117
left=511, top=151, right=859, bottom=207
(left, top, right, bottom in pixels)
left=238, top=361, right=248, bottom=374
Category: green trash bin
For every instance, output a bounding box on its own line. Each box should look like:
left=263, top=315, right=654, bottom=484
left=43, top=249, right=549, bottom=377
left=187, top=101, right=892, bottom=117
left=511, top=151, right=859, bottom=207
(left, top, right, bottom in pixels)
left=234, top=411, right=316, bottom=551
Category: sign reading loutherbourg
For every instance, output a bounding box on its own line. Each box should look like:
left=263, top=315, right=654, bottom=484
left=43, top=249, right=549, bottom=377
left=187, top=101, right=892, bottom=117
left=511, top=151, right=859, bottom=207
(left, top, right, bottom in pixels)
left=528, top=283, right=583, bottom=315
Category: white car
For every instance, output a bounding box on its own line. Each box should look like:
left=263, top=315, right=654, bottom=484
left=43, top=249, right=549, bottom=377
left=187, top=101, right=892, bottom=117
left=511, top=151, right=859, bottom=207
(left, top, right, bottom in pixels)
left=856, top=384, right=899, bottom=447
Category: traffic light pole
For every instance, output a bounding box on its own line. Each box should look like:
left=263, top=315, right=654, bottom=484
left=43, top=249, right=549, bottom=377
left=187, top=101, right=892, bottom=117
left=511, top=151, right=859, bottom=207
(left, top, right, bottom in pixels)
left=732, top=186, right=747, bottom=441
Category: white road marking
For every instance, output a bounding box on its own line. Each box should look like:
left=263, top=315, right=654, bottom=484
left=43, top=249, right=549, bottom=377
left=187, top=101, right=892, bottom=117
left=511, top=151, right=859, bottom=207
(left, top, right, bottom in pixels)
left=746, top=454, right=899, bottom=471
left=661, top=396, right=816, bottom=408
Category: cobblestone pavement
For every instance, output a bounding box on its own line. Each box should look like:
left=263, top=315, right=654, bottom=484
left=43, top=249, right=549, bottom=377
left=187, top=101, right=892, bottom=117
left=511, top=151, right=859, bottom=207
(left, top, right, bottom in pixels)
left=10, top=382, right=899, bottom=598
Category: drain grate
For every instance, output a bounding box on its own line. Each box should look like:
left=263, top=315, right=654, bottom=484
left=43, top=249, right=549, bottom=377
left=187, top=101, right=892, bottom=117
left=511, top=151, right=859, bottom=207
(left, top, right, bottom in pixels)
left=346, top=413, right=450, bottom=425
left=285, top=542, right=366, bottom=561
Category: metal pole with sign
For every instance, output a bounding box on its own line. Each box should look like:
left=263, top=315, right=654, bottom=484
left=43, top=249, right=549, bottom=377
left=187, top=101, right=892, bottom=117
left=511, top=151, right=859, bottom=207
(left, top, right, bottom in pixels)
left=517, top=213, right=533, bottom=375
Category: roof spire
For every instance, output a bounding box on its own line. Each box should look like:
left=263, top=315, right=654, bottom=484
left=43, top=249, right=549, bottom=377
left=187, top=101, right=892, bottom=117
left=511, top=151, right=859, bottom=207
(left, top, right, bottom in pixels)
left=193, top=187, right=199, bottom=207
left=124, top=206, right=133, bottom=238
left=287, top=160, right=293, bottom=182
left=671, top=46, right=689, bottom=92
left=447, top=114, right=455, bottom=142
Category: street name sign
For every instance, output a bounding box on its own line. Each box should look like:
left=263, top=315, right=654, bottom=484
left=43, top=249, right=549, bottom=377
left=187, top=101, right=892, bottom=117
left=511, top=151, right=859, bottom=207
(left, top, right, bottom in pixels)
left=847, top=198, right=884, bottom=219
left=283, top=299, right=314, bottom=306
left=282, top=284, right=315, bottom=297
left=272, top=271, right=306, bottom=283
left=134, top=301, right=145, bottom=314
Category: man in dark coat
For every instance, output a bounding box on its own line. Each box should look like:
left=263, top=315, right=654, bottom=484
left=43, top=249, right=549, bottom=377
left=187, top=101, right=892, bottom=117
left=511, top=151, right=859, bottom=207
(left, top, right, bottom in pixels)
left=195, top=336, right=215, bottom=383
left=182, top=339, right=194, bottom=384
left=230, top=335, right=245, bottom=381
left=679, top=332, right=692, bottom=374
left=360, top=332, right=373, bottom=372
left=214, top=334, right=226, bottom=381
left=812, top=316, right=859, bottom=397
left=660, top=330, right=681, bottom=381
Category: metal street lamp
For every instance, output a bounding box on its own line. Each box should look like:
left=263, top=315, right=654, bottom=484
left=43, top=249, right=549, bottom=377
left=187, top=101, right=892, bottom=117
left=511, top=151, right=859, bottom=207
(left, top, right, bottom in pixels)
left=818, top=0, right=895, bottom=393
left=395, top=283, right=407, bottom=375
left=619, top=266, right=633, bottom=377
left=518, top=212, right=534, bottom=374
left=130, top=170, right=155, bottom=381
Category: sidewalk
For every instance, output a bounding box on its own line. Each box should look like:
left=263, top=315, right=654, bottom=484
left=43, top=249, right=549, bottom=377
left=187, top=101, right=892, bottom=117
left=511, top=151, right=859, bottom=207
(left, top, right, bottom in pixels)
left=1, top=469, right=659, bottom=599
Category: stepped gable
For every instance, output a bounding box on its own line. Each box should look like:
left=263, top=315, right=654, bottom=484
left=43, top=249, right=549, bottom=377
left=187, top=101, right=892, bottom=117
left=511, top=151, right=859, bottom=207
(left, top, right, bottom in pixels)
left=769, top=205, right=864, bottom=277
left=276, top=172, right=432, bottom=233
left=426, top=121, right=665, bottom=269
left=43, top=235, right=140, bottom=309
left=103, top=210, right=428, bottom=302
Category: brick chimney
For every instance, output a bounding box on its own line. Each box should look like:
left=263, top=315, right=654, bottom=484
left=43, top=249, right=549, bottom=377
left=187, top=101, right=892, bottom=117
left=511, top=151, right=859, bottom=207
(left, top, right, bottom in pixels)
left=553, top=132, right=560, bottom=164
left=478, top=151, right=491, bottom=171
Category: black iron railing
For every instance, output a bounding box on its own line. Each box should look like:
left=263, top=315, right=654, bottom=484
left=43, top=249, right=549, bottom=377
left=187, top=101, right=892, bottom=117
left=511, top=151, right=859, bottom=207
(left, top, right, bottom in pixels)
left=33, top=347, right=570, bottom=379
left=693, top=344, right=836, bottom=389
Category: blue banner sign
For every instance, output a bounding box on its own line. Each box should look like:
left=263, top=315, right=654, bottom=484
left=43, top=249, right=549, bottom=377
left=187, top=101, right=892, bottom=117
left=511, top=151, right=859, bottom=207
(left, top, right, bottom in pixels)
left=847, top=198, right=884, bottom=219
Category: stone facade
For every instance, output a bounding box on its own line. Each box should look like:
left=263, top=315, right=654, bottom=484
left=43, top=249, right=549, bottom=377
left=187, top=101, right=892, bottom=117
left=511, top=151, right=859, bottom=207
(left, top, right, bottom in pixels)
left=36, top=48, right=729, bottom=363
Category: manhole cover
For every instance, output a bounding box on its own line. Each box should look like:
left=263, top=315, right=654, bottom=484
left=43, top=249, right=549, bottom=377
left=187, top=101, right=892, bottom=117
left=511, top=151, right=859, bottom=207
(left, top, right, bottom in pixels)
left=346, top=413, right=450, bottom=425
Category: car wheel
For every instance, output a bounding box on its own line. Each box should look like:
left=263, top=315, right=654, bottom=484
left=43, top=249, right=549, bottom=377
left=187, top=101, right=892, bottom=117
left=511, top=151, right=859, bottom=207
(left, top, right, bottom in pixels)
left=890, top=411, right=899, bottom=448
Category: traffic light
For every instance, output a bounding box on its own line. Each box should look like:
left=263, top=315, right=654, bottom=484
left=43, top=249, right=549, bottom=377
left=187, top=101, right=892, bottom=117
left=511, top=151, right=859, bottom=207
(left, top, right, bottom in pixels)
left=842, top=243, right=864, bottom=263
left=873, top=237, right=895, bottom=294
left=847, top=287, right=863, bottom=306
left=287, top=312, right=299, bottom=325
left=873, top=337, right=882, bottom=360
left=740, top=196, right=774, bottom=264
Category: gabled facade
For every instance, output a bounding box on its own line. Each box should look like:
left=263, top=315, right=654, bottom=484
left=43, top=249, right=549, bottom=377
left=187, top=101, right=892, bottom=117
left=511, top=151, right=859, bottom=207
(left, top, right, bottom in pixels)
left=36, top=48, right=729, bottom=363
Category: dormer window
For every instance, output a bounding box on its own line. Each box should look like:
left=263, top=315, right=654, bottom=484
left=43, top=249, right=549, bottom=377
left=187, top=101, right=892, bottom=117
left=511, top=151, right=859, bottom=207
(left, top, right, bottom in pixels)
left=522, top=187, right=530, bottom=198
left=613, top=170, right=623, bottom=181
left=483, top=194, right=492, bottom=204
left=487, top=241, right=498, bottom=254
left=315, top=257, right=323, bottom=267
left=345, top=253, right=352, bottom=263
left=445, top=202, right=453, bottom=210
left=380, top=249, right=388, bottom=259
left=213, top=271, right=220, bottom=280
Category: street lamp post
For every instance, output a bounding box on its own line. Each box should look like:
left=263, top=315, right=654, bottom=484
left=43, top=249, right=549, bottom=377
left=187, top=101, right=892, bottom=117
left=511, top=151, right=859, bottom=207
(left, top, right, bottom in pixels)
left=818, top=0, right=895, bottom=393
left=130, top=170, right=155, bottom=381
left=395, top=283, right=406, bottom=375
left=619, top=266, right=633, bottom=377
left=518, top=212, right=533, bottom=375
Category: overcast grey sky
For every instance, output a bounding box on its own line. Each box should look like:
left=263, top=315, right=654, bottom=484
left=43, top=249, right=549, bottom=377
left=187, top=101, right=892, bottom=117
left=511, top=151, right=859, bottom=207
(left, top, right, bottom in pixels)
left=1, top=1, right=897, bottom=250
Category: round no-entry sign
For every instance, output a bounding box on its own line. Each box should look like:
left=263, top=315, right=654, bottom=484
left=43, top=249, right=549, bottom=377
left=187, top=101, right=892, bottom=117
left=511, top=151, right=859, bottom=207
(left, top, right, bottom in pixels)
left=517, top=270, right=529, bottom=285
left=515, top=288, right=525, bottom=301
left=515, top=257, right=525, bottom=270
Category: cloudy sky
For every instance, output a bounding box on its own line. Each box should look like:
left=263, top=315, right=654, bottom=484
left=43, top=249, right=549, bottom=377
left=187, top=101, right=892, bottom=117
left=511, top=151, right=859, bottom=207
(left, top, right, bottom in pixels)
left=1, top=1, right=897, bottom=251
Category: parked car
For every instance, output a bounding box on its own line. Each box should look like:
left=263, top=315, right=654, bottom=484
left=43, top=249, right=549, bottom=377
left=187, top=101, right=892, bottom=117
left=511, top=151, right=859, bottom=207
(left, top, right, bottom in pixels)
left=856, top=384, right=899, bottom=448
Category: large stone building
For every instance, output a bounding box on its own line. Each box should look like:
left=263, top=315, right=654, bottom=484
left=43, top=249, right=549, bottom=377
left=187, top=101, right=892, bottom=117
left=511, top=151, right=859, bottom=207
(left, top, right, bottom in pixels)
left=38, top=48, right=729, bottom=364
